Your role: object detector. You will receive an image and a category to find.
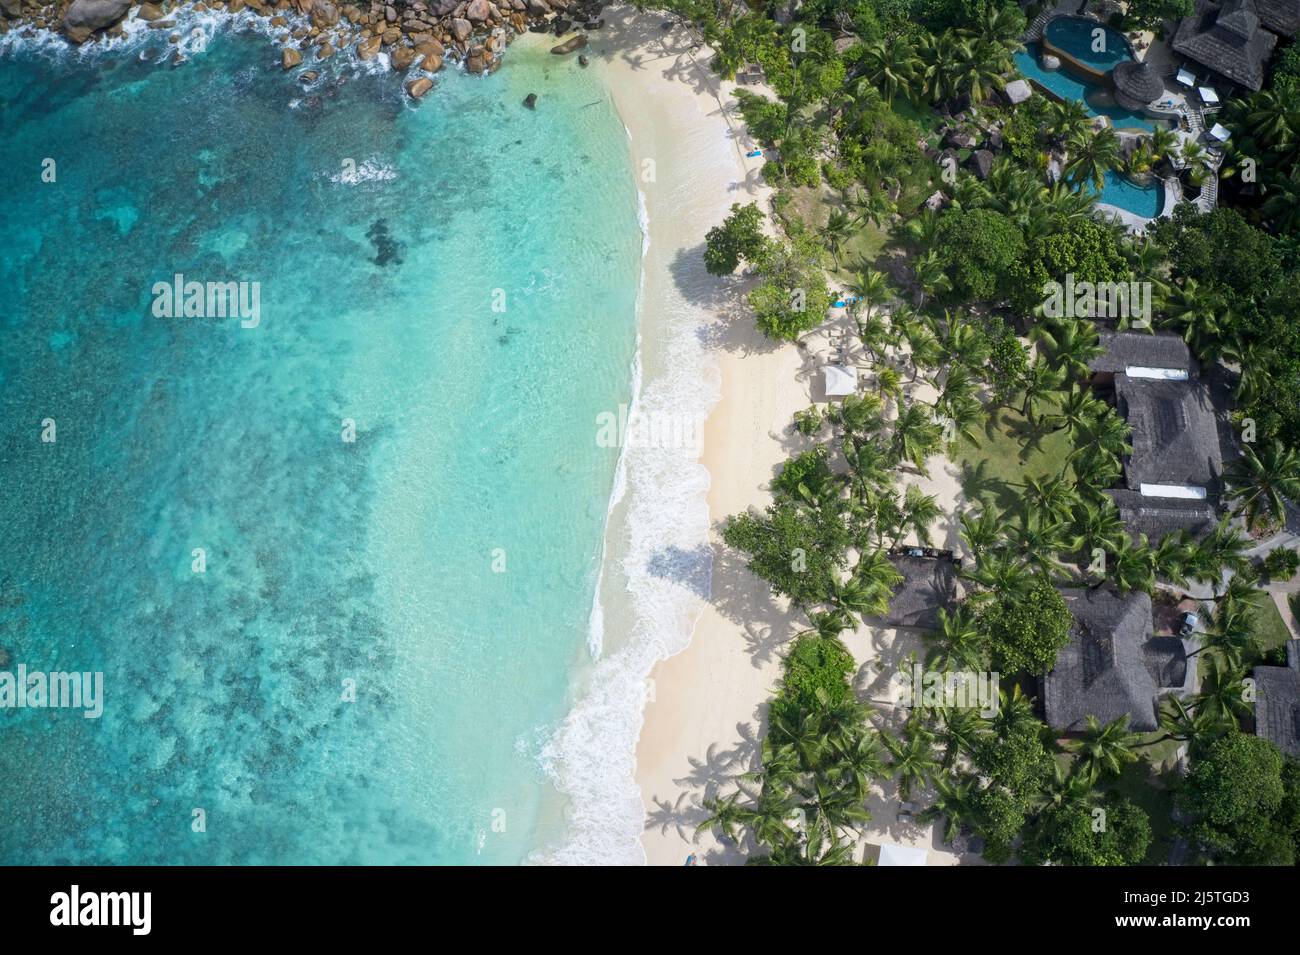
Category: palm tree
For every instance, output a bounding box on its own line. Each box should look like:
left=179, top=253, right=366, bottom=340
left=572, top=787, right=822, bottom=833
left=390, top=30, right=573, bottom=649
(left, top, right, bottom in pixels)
left=938, top=707, right=991, bottom=765
left=1241, top=88, right=1296, bottom=149
left=920, top=773, right=980, bottom=844
left=1020, top=473, right=1080, bottom=526
left=859, top=38, right=921, bottom=105
left=847, top=265, right=892, bottom=325
left=1225, top=440, right=1300, bottom=531
left=1064, top=126, right=1121, bottom=193
left=1189, top=519, right=1251, bottom=589
left=1149, top=126, right=1180, bottom=170
left=820, top=210, right=853, bottom=270
left=890, top=402, right=944, bottom=475
left=1070, top=714, right=1139, bottom=781
left=899, top=483, right=942, bottom=547
left=1188, top=598, right=1255, bottom=665
left=1143, top=695, right=1233, bottom=750
left=1031, top=318, right=1102, bottom=380
left=1161, top=278, right=1225, bottom=358
left=1194, top=656, right=1252, bottom=724
left=965, top=550, right=1033, bottom=599
left=960, top=504, right=1008, bottom=560
left=1019, top=358, right=1065, bottom=427
left=1045, top=98, right=1092, bottom=148
left=926, top=605, right=987, bottom=672
left=833, top=555, right=901, bottom=620
left=797, top=609, right=854, bottom=641
left=885, top=716, right=940, bottom=799
left=912, top=250, right=952, bottom=307
left=850, top=187, right=896, bottom=230
left=991, top=684, right=1037, bottom=737
left=1262, top=166, right=1300, bottom=232
left=1048, top=384, right=1105, bottom=437
left=1069, top=497, right=1126, bottom=558
left=1107, top=532, right=1156, bottom=594
left=950, top=37, right=1009, bottom=103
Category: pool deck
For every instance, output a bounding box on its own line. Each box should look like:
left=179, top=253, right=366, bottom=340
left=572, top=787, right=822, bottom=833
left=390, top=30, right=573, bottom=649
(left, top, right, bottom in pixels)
left=1096, top=177, right=1181, bottom=234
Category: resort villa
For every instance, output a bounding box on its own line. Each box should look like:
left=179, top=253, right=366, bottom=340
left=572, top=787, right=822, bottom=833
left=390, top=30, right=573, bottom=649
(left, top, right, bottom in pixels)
left=1087, top=332, right=1227, bottom=542
left=1172, top=0, right=1298, bottom=92
left=866, top=553, right=961, bottom=631
left=1014, top=0, right=1297, bottom=228
left=1044, top=588, right=1197, bottom=733
left=1253, top=640, right=1300, bottom=757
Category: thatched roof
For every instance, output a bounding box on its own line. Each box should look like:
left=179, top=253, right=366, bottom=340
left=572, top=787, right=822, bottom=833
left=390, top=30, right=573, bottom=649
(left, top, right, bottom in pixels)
left=1115, top=374, right=1224, bottom=493
left=1045, top=589, right=1193, bottom=732
left=1255, top=0, right=1300, bottom=36
left=867, top=556, right=958, bottom=630
left=1106, top=489, right=1219, bottom=544
left=1090, top=331, right=1194, bottom=376
left=1253, top=641, right=1300, bottom=757
left=1173, top=0, right=1279, bottom=90
left=1113, top=60, right=1166, bottom=106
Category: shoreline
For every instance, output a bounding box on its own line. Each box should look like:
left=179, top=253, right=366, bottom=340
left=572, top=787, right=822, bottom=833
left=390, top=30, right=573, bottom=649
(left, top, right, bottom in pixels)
left=529, top=6, right=798, bottom=865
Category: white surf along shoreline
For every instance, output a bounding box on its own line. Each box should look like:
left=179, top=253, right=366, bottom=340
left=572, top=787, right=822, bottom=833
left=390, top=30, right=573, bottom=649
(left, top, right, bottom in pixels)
left=532, top=8, right=778, bottom=866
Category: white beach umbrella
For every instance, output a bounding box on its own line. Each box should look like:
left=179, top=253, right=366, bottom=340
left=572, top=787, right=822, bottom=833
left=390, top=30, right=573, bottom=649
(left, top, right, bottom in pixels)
left=1198, top=87, right=1219, bottom=105
left=877, top=842, right=928, bottom=866
left=822, top=364, right=858, bottom=398
left=1176, top=67, right=1196, bottom=87
left=1208, top=123, right=1231, bottom=142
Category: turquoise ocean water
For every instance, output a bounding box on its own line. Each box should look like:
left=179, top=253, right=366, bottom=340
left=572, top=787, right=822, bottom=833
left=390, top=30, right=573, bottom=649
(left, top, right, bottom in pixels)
left=0, top=17, right=641, bottom=864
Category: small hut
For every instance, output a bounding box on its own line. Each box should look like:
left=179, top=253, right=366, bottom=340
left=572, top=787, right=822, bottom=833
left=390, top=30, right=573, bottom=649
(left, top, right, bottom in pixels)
left=1112, top=60, right=1165, bottom=111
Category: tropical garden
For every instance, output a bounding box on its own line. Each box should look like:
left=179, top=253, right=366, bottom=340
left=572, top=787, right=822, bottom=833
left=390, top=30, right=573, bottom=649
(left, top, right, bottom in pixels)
left=642, top=0, right=1300, bottom=865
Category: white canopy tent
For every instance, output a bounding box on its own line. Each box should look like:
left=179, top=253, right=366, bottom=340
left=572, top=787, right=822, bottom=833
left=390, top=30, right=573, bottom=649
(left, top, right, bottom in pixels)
left=1198, top=86, right=1219, bottom=105
left=877, top=842, right=928, bottom=866
left=823, top=363, right=858, bottom=398
left=1176, top=67, right=1196, bottom=87
left=1208, top=123, right=1231, bottom=142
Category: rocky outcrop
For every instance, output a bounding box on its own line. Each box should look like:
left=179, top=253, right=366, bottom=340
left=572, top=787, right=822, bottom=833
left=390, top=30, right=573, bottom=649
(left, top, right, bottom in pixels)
left=550, top=33, right=586, bottom=54
left=62, top=0, right=131, bottom=43
left=414, top=40, right=444, bottom=71
left=309, top=0, right=338, bottom=26
left=20, top=0, right=608, bottom=84
left=523, top=92, right=536, bottom=108
left=406, top=76, right=433, bottom=98
left=390, top=46, right=415, bottom=70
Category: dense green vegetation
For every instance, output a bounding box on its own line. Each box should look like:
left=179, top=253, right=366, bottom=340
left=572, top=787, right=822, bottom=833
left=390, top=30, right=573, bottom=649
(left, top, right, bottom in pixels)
left=646, top=0, right=1300, bottom=865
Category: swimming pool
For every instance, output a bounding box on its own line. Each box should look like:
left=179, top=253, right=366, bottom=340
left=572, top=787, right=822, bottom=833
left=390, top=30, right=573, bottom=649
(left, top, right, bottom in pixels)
left=1044, top=15, right=1135, bottom=72
left=1097, top=169, right=1163, bottom=217
left=1013, top=44, right=1167, bottom=132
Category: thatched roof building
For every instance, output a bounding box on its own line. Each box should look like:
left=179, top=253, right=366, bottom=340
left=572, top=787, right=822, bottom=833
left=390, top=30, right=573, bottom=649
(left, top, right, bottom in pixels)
left=1172, top=0, right=1281, bottom=91
left=1113, top=60, right=1166, bottom=111
left=866, top=556, right=959, bottom=630
left=1045, top=589, right=1195, bottom=733
left=1253, top=640, right=1300, bottom=757
left=1114, top=374, right=1224, bottom=497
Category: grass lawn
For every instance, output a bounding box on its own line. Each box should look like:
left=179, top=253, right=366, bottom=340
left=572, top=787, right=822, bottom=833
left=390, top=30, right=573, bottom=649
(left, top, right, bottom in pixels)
left=1110, top=756, right=1178, bottom=864
left=780, top=184, right=891, bottom=281
left=954, top=401, right=1078, bottom=514
left=1248, top=597, right=1292, bottom=655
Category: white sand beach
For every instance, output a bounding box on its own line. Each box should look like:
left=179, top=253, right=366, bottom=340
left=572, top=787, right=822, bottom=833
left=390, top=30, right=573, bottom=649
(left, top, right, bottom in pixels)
left=545, top=7, right=970, bottom=866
